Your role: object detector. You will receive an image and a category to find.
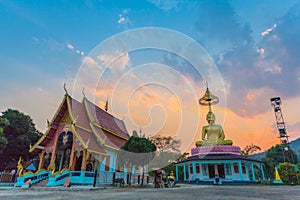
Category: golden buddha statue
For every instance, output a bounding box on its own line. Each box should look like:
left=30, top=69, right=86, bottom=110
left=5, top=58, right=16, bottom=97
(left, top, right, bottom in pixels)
left=195, top=111, right=232, bottom=146
left=195, top=83, right=233, bottom=147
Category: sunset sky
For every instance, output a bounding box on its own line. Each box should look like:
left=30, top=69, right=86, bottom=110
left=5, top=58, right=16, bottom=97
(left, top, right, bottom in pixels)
left=1, top=0, right=300, bottom=153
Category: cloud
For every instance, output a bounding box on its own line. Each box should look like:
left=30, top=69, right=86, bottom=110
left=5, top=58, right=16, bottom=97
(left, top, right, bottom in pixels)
left=193, top=1, right=300, bottom=118
left=117, top=9, right=132, bottom=27
left=148, top=0, right=184, bottom=11
left=67, top=43, right=74, bottom=50
left=66, top=42, right=84, bottom=56
left=256, top=48, right=264, bottom=55
left=194, top=0, right=253, bottom=53
left=261, top=24, right=277, bottom=36
left=118, top=15, right=126, bottom=24
left=97, top=51, right=131, bottom=72
left=33, top=37, right=39, bottom=43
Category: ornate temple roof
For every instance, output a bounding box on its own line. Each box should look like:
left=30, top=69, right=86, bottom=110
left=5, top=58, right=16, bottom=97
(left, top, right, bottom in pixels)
left=29, top=93, right=129, bottom=155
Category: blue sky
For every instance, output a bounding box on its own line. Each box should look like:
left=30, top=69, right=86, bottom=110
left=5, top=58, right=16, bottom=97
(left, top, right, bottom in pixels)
left=1, top=0, right=300, bottom=151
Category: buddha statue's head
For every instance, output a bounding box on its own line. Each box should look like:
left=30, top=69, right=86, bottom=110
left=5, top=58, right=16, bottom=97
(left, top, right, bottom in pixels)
left=206, top=111, right=215, bottom=124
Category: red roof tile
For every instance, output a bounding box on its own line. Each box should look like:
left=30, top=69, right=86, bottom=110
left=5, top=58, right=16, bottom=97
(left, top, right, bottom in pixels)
left=85, top=99, right=129, bottom=139
left=75, top=126, right=106, bottom=155
left=69, top=98, right=90, bottom=129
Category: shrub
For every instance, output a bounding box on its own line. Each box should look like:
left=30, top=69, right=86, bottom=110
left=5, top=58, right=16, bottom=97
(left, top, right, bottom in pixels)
left=278, top=162, right=298, bottom=185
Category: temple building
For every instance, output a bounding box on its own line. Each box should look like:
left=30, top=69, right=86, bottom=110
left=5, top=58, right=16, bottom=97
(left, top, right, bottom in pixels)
left=16, top=90, right=130, bottom=187
left=175, top=86, right=265, bottom=184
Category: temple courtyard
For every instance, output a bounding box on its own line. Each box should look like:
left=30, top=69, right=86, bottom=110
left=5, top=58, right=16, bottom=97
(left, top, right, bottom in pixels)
left=0, top=184, right=300, bottom=200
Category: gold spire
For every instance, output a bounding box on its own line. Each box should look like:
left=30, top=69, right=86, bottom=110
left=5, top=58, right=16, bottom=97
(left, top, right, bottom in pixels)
left=199, top=83, right=219, bottom=112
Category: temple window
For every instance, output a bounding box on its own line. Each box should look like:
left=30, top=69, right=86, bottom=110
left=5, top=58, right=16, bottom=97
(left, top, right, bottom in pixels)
left=86, top=163, right=93, bottom=171
left=196, top=164, right=200, bottom=173
left=225, top=163, right=232, bottom=175
left=242, top=164, right=246, bottom=174
left=233, top=164, right=239, bottom=173
left=189, top=164, right=193, bottom=173
left=202, top=164, right=208, bottom=176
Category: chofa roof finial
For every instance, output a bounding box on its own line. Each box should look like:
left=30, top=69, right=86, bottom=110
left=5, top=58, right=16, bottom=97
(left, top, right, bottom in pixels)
left=105, top=96, right=108, bottom=112
left=82, top=88, right=86, bottom=98
left=63, top=83, right=68, bottom=95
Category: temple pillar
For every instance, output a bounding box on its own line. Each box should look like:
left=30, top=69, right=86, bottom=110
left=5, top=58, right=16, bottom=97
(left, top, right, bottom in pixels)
left=110, top=155, right=115, bottom=172
left=38, top=150, right=45, bottom=170
left=71, top=154, right=77, bottom=171
left=260, top=163, right=265, bottom=180
left=175, top=165, right=179, bottom=182
left=68, top=138, right=76, bottom=170
left=192, top=163, right=196, bottom=181
left=214, top=165, right=219, bottom=177
left=251, top=163, right=256, bottom=181
left=49, top=130, right=59, bottom=170
left=238, top=161, right=244, bottom=181
left=59, top=152, right=64, bottom=171
left=99, top=157, right=106, bottom=172
left=183, top=165, right=186, bottom=181
left=131, top=165, right=135, bottom=184
left=81, top=149, right=87, bottom=171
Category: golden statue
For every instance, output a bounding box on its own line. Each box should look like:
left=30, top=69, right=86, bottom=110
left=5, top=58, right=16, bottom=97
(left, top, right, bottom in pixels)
left=195, top=84, right=232, bottom=147
left=17, top=156, right=23, bottom=176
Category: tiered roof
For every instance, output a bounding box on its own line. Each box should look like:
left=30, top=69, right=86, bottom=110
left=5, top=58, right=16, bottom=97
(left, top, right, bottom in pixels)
left=29, top=93, right=129, bottom=155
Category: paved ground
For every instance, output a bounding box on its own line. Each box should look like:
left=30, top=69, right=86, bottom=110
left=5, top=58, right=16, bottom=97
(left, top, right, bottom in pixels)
left=0, top=184, right=300, bottom=200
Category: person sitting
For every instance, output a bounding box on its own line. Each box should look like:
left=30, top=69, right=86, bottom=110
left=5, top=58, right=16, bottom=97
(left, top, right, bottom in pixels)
left=196, top=111, right=232, bottom=146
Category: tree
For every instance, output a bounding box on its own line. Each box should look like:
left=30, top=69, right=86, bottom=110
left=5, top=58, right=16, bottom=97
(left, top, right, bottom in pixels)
left=278, top=162, right=298, bottom=185
left=0, top=109, right=42, bottom=170
left=149, top=134, right=183, bottom=174
left=262, top=144, right=298, bottom=180
left=241, top=144, right=261, bottom=156
left=150, top=134, right=181, bottom=154
left=0, top=117, right=9, bottom=153
left=117, top=130, right=156, bottom=186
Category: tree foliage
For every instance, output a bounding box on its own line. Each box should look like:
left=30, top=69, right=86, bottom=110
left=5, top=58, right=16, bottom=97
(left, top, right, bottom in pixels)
left=262, top=144, right=298, bottom=180
left=278, top=162, right=298, bottom=185
left=241, top=144, right=261, bottom=156
left=148, top=134, right=183, bottom=174
left=0, top=117, right=9, bottom=153
left=0, top=109, right=42, bottom=170
left=265, top=144, right=297, bottom=164
left=117, top=131, right=156, bottom=185
left=149, top=134, right=181, bottom=154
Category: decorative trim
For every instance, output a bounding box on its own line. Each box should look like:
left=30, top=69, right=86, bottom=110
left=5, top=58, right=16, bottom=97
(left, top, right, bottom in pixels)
left=92, top=122, right=128, bottom=140
left=87, top=149, right=108, bottom=156
left=66, top=95, right=76, bottom=124
left=52, top=168, right=69, bottom=177
left=89, top=122, right=105, bottom=145
left=75, top=124, right=93, bottom=133
left=82, top=97, right=123, bottom=151
left=29, top=95, right=68, bottom=152
left=71, top=124, right=88, bottom=149
left=82, top=97, right=128, bottom=140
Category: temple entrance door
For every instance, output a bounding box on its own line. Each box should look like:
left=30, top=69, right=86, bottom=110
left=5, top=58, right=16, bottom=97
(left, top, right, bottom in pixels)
left=217, top=164, right=225, bottom=178
left=208, top=164, right=215, bottom=178
left=75, top=155, right=83, bottom=171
